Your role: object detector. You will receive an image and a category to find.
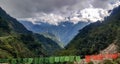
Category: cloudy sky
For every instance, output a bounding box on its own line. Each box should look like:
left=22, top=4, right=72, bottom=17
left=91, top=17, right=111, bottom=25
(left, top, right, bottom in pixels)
left=0, top=0, right=119, bottom=18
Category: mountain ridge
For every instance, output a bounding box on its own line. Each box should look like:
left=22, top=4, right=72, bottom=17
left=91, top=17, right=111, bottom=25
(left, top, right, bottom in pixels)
left=0, top=7, right=61, bottom=58
left=56, top=5, right=120, bottom=57
left=20, top=20, right=90, bottom=45
left=19, top=5, right=115, bottom=45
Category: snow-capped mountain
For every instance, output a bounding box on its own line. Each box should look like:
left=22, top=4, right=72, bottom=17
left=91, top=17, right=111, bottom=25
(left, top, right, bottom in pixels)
left=19, top=1, right=120, bottom=46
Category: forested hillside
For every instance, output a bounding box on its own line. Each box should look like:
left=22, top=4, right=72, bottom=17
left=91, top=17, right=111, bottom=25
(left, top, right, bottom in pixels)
left=57, top=6, right=120, bottom=57
left=0, top=7, right=61, bottom=58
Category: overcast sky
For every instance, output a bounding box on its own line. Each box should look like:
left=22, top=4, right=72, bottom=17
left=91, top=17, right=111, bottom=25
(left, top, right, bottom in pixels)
left=0, top=0, right=119, bottom=18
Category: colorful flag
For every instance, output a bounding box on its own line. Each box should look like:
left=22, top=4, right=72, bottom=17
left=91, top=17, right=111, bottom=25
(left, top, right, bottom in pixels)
left=49, top=57, right=54, bottom=63
left=39, top=58, right=44, bottom=64
left=112, top=53, right=118, bottom=59
left=75, top=56, right=81, bottom=62
left=59, top=56, right=65, bottom=62
left=97, top=54, right=103, bottom=60
left=33, top=58, right=39, bottom=64
left=28, top=58, right=33, bottom=64
left=85, top=55, right=91, bottom=63
left=55, top=57, right=59, bottom=62
left=23, top=58, right=28, bottom=63
left=64, top=56, right=70, bottom=62
left=69, top=56, right=75, bottom=62
left=44, top=57, right=49, bottom=63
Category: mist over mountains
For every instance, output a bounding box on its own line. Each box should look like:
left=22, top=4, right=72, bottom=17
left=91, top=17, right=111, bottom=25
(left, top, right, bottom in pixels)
left=19, top=20, right=90, bottom=45
left=19, top=1, right=120, bottom=45
left=0, top=0, right=120, bottom=46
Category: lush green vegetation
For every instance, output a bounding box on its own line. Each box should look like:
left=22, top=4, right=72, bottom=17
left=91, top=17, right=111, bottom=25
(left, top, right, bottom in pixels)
left=57, top=6, right=120, bottom=57
left=0, top=8, right=61, bottom=58
left=0, top=17, right=45, bottom=58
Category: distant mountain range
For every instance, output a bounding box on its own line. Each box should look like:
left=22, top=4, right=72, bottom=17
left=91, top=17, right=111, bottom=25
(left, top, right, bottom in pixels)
left=18, top=1, right=120, bottom=46
left=19, top=8, right=108, bottom=46
left=19, top=6, right=114, bottom=46
left=19, top=20, right=90, bottom=45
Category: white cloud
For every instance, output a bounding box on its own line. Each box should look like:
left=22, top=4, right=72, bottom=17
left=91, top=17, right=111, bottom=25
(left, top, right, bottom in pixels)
left=79, top=8, right=109, bottom=22
left=19, top=7, right=109, bottom=25
left=1, top=0, right=119, bottom=25
left=18, top=0, right=120, bottom=25
left=19, top=2, right=120, bottom=25
left=0, top=0, right=119, bottom=18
